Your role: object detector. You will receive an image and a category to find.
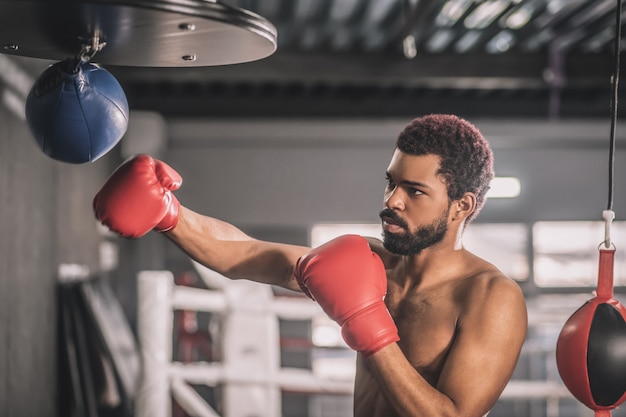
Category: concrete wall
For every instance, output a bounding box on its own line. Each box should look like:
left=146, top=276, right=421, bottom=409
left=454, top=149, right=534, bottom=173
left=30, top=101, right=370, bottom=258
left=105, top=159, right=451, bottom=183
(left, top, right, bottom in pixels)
left=0, top=106, right=113, bottom=417
left=165, top=118, right=626, bottom=231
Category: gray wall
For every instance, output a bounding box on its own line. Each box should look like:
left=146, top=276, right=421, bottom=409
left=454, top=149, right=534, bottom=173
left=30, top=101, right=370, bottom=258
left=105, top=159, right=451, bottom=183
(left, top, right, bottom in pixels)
left=2, top=105, right=626, bottom=417
left=166, top=118, right=626, bottom=231
left=0, top=107, right=113, bottom=417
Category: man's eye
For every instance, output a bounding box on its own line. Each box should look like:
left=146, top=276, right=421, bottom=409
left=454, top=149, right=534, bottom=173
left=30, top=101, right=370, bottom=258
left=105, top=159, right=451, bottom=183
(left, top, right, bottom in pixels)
left=409, top=188, right=423, bottom=196
left=385, top=177, right=395, bottom=189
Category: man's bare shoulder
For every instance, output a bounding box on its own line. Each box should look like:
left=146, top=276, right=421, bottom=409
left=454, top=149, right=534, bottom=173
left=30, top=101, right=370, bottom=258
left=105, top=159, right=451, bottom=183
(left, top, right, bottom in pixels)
left=459, top=256, right=527, bottom=321
left=363, top=236, right=400, bottom=269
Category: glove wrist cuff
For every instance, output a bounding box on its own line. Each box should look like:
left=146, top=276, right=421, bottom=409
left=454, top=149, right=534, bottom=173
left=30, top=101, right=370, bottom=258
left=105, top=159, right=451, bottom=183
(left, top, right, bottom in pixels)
left=341, top=301, right=399, bottom=357
left=155, top=194, right=181, bottom=232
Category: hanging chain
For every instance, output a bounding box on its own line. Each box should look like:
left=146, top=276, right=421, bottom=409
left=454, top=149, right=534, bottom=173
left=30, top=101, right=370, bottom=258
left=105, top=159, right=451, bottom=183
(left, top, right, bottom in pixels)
left=73, top=32, right=107, bottom=72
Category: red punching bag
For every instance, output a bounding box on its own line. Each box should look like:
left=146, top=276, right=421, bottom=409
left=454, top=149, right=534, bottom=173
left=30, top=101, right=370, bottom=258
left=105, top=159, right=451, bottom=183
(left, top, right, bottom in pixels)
left=556, top=248, right=626, bottom=416
left=557, top=1, right=626, bottom=413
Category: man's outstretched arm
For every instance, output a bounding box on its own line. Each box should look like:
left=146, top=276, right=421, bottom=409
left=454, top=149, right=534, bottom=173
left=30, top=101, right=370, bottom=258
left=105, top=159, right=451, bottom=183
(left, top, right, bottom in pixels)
left=93, top=154, right=308, bottom=291
left=166, top=206, right=308, bottom=291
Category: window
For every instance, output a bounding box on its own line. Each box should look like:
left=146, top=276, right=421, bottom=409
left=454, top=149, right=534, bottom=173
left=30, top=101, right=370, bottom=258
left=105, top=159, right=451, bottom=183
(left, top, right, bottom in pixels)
left=310, top=220, right=626, bottom=287
left=533, top=221, right=626, bottom=287
left=311, top=222, right=529, bottom=281
left=463, top=223, right=529, bottom=281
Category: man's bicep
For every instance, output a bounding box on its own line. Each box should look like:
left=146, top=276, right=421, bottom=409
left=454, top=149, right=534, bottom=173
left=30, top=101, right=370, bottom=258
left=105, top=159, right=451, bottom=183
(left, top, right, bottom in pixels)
left=238, top=240, right=310, bottom=290
left=435, top=281, right=527, bottom=416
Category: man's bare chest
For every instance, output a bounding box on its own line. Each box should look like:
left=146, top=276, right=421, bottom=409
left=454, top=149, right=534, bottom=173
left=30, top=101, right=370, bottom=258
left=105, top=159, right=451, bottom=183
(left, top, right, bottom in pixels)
left=384, top=284, right=461, bottom=384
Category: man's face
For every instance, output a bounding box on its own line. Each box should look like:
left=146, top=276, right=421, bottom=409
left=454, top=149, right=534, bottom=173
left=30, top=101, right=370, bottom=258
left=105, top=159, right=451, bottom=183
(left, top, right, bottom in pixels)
left=379, top=150, right=451, bottom=256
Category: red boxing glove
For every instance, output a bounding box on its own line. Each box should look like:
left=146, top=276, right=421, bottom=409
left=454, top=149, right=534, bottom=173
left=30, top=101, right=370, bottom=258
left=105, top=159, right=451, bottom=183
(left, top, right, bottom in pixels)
left=93, top=154, right=182, bottom=238
left=295, top=235, right=399, bottom=357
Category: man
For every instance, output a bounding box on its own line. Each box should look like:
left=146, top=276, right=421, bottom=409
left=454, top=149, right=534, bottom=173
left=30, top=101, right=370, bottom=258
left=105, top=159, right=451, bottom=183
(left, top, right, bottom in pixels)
left=94, top=114, right=527, bottom=417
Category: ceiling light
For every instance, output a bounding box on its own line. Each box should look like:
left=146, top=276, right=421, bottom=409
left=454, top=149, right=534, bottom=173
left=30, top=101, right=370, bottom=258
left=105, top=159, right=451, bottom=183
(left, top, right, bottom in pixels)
left=365, top=0, right=398, bottom=24
left=426, top=29, right=455, bottom=52
left=547, top=0, right=568, bottom=14
left=329, top=0, right=360, bottom=21
left=464, top=0, right=511, bottom=29
left=403, top=35, right=418, bottom=59
left=486, top=30, right=516, bottom=53
left=455, top=30, right=482, bottom=53
left=488, top=177, right=522, bottom=198
left=502, top=4, right=534, bottom=29
left=437, top=0, right=474, bottom=27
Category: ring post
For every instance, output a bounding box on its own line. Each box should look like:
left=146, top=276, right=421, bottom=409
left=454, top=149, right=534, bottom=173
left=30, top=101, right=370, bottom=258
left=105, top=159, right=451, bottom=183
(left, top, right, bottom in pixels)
left=136, top=270, right=174, bottom=417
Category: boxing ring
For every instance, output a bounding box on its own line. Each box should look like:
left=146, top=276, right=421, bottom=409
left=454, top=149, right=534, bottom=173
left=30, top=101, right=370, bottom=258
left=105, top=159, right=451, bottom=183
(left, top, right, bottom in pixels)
left=136, top=269, right=354, bottom=417
left=135, top=269, right=573, bottom=417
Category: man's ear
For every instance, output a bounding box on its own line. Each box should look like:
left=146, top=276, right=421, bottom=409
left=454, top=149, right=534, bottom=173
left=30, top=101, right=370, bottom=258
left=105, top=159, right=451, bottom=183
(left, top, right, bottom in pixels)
left=451, top=192, right=476, bottom=221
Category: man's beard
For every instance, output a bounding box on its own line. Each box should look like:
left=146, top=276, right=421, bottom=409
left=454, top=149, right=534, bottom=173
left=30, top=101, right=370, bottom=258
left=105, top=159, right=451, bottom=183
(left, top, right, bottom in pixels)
left=379, top=207, right=449, bottom=256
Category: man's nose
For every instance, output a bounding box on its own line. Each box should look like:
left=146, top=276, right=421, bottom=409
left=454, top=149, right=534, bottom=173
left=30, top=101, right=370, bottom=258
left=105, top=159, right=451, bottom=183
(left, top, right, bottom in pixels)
left=384, top=185, right=405, bottom=210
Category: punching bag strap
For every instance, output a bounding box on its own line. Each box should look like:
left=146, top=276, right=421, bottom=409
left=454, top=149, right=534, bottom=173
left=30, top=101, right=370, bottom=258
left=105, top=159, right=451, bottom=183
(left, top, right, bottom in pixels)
left=597, top=209, right=616, bottom=300
left=597, top=248, right=615, bottom=300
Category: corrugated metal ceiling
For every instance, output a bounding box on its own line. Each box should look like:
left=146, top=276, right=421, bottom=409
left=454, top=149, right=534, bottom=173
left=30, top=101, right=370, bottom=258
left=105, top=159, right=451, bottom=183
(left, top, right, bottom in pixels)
left=2, top=0, right=621, bottom=119
left=107, top=0, right=624, bottom=119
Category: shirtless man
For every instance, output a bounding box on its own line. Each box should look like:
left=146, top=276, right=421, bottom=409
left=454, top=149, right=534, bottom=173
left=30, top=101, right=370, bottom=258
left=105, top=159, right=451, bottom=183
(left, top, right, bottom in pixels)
left=93, top=114, right=528, bottom=417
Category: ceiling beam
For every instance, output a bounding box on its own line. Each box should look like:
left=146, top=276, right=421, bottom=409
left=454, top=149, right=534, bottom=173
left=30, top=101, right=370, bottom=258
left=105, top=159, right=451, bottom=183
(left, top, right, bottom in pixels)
left=108, top=51, right=612, bottom=89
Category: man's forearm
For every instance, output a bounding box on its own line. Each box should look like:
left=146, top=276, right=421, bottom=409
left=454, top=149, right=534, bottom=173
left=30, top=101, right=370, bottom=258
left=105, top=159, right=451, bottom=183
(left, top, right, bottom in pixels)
left=166, top=206, right=255, bottom=276
left=364, top=344, right=461, bottom=417
left=166, top=206, right=307, bottom=290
